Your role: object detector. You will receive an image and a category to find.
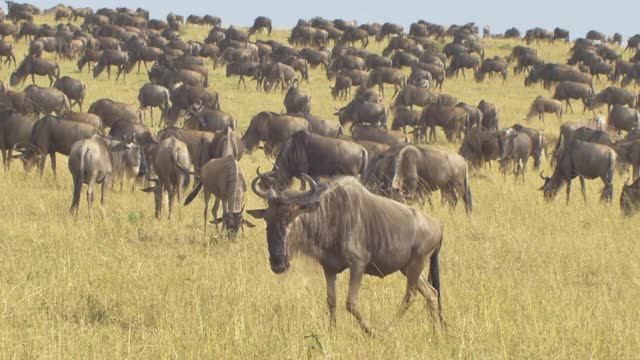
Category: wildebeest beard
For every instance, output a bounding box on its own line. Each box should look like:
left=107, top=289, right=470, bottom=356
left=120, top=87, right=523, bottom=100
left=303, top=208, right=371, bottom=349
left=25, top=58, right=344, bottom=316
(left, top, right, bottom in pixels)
left=266, top=220, right=290, bottom=273
left=273, top=136, right=308, bottom=189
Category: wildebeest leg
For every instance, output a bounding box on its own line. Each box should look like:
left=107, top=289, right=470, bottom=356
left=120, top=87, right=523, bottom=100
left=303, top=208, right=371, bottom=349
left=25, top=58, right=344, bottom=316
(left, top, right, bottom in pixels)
left=167, top=186, right=176, bottom=220
left=579, top=177, right=587, bottom=203
left=30, top=73, right=35, bottom=84
left=1, top=149, right=6, bottom=171
left=323, top=267, right=337, bottom=328
left=567, top=100, right=575, bottom=114
left=154, top=186, right=163, bottom=218
left=50, top=153, right=57, bottom=178
left=100, top=176, right=108, bottom=219
left=86, top=178, right=95, bottom=218
left=416, top=274, right=442, bottom=326
left=565, top=179, right=572, bottom=204
left=107, top=65, right=111, bottom=79
left=346, top=264, right=372, bottom=335
left=212, top=198, right=221, bottom=231
left=203, top=192, right=210, bottom=235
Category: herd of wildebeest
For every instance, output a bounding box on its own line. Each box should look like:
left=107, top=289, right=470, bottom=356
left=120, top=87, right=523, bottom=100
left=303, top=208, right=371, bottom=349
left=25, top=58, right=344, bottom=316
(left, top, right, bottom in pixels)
left=2, top=1, right=640, bottom=334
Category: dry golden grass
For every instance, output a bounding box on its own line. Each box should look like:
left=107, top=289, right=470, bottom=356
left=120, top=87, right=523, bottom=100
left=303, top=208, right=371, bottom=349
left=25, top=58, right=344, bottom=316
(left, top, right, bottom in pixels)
left=0, top=13, right=639, bottom=358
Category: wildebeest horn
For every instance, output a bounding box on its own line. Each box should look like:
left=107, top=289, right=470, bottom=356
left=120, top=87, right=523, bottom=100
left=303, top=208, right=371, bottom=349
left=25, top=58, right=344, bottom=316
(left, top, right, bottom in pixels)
left=539, top=170, right=550, bottom=180
left=251, top=174, right=272, bottom=200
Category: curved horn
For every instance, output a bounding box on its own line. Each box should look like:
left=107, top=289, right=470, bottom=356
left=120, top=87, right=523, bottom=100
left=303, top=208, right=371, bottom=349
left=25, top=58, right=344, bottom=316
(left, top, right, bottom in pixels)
left=251, top=175, right=270, bottom=199
left=539, top=170, right=550, bottom=180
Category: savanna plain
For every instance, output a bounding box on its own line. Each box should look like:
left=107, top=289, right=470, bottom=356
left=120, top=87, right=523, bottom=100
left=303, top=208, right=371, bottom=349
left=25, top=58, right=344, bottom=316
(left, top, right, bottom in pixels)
left=0, top=12, right=639, bottom=359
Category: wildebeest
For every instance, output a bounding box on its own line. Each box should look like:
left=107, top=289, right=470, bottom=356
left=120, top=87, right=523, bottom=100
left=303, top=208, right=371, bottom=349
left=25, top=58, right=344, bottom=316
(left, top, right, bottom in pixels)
left=391, top=106, right=421, bottom=135
left=242, top=111, right=310, bottom=156
left=620, top=177, right=640, bottom=216
left=53, top=76, right=86, bottom=112
left=283, top=82, right=311, bottom=114
left=0, top=40, right=16, bottom=68
left=526, top=96, right=563, bottom=122
left=23, top=85, right=70, bottom=117
left=420, top=104, right=469, bottom=143
left=498, top=130, right=533, bottom=182
left=142, top=136, right=191, bottom=219
left=184, top=108, right=236, bottom=132
left=475, top=57, right=507, bottom=82
left=511, top=124, right=545, bottom=169
left=586, top=86, right=637, bottom=113
left=553, top=27, right=570, bottom=42
left=261, top=130, right=367, bottom=191
left=609, top=105, right=640, bottom=134
left=248, top=16, right=272, bottom=35
left=552, top=81, right=595, bottom=113
left=0, top=110, right=36, bottom=171
left=351, top=124, right=408, bottom=146
left=248, top=175, right=445, bottom=335
left=295, top=113, right=343, bottom=138
left=92, top=49, right=129, bottom=80
left=88, top=98, right=143, bottom=127
left=393, top=85, right=438, bottom=109
left=335, top=98, right=388, bottom=129
left=366, top=67, right=405, bottom=98
left=540, top=140, right=617, bottom=204
left=225, top=61, right=260, bottom=90
left=184, top=152, right=254, bottom=235
left=16, top=115, right=100, bottom=177
left=458, top=126, right=503, bottom=169
left=389, top=144, right=473, bottom=213
left=477, top=100, right=499, bottom=131
left=446, top=53, right=480, bottom=79
left=330, top=75, right=352, bottom=100
left=138, top=83, right=170, bottom=127
left=10, top=55, right=60, bottom=86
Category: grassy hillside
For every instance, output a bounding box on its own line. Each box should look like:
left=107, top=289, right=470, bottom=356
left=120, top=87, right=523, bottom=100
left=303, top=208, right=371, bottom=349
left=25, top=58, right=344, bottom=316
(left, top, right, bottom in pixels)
left=0, top=13, right=639, bottom=358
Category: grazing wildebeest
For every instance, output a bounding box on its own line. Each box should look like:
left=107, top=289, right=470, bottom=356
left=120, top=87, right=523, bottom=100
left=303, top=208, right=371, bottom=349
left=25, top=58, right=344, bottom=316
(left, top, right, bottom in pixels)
left=77, top=49, right=102, bottom=73
left=351, top=124, right=408, bottom=146
left=446, top=53, right=480, bottom=79
left=391, top=106, right=421, bottom=135
left=283, top=82, right=311, bottom=114
left=142, top=136, right=191, bottom=219
left=335, top=98, right=388, bottom=129
left=248, top=175, right=444, bottom=335
left=242, top=111, right=310, bottom=156
left=53, top=76, right=86, bottom=112
left=620, top=177, right=640, bottom=216
left=475, top=57, right=508, bottom=82
left=586, top=86, right=637, bottom=113
left=389, top=144, right=473, bottom=213
left=552, top=81, right=594, bottom=114
left=526, top=96, right=563, bottom=122
left=184, top=108, right=236, bottom=133
left=225, top=61, right=260, bottom=90
left=366, top=67, right=406, bottom=98
left=16, top=115, right=100, bottom=177
left=92, top=49, right=129, bottom=80
left=261, top=130, right=367, bottom=191
left=393, top=85, right=438, bottom=109
left=498, top=130, right=533, bottom=182
left=10, top=56, right=60, bottom=87
left=420, top=103, right=469, bottom=143
left=458, top=126, right=503, bottom=169
left=138, top=83, right=170, bottom=127
left=248, top=16, right=272, bottom=35
left=263, top=63, right=298, bottom=92
left=0, top=110, right=37, bottom=171
left=23, top=85, right=70, bottom=117
left=609, top=105, right=640, bottom=134
left=184, top=151, right=255, bottom=235
left=540, top=140, right=617, bottom=204
left=477, top=100, right=499, bottom=131
left=331, top=75, right=352, bottom=100
left=88, top=98, right=143, bottom=127
left=0, top=40, right=16, bottom=68
left=525, top=63, right=592, bottom=90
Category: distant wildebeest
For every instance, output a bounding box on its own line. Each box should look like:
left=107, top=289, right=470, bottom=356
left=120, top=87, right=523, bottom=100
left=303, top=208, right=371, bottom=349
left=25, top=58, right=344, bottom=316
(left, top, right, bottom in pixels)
left=552, top=81, right=594, bottom=113
left=393, top=85, right=438, bottom=109
left=225, top=61, right=260, bottom=90
left=138, top=83, right=170, bottom=127
left=88, top=98, right=143, bottom=128
left=248, top=16, right=272, bottom=35
left=420, top=103, right=469, bottom=143
left=586, top=86, right=637, bottom=113
left=23, top=85, right=70, bottom=117
left=242, top=111, right=310, bottom=156
left=540, top=140, right=616, bottom=204
left=620, top=177, right=640, bottom=216
left=0, top=40, right=16, bottom=68
left=142, top=136, right=191, bottom=219
left=247, top=175, right=445, bottom=335
left=511, top=124, right=546, bottom=169
left=92, top=49, right=129, bottom=80
left=68, top=134, right=144, bottom=217
left=335, top=98, right=388, bottom=129
left=477, top=100, right=499, bottom=131
left=184, top=108, right=236, bottom=133
left=498, top=129, right=533, bottom=182
left=458, top=126, right=503, bottom=169
left=15, top=115, right=100, bottom=177
left=389, top=144, right=473, bottom=213
left=77, top=49, right=102, bottom=73
left=525, top=63, right=592, bottom=90
left=475, top=57, right=507, bottom=82
left=283, top=82, right=311, bottom=114
left=553, top=28, right=570, bottom=42
left=446, top=53, right=480, bottom=79
left=0, top=110, right=36, bottom=171
left=59, top=111, right=103, bottom=131
left=391, top=106, right=421, bottom=135
left=53, top=76, right=86, bottom=112
left=608, top=105, right=640, bottom=134
left=586, top=30, right=606, bottom=43
left=526, top=96, right=563, bottom=122
left=10, top=55, right=60, bottom=87
left=455, top=102, right=483, bottom=129
left=158, top=127, right=215, bottom=176
left=331, top=75, right=352, bottom=100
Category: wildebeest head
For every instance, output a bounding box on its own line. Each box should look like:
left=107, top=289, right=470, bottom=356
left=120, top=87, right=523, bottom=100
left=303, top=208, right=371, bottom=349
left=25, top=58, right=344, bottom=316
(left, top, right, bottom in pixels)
left=538, top=170, right=563, bottom=201
left=248, top=172, right=328, bottom=274
left=621, top=178, right=640, bottom=216
left=11, top=144, right=38, bottom=172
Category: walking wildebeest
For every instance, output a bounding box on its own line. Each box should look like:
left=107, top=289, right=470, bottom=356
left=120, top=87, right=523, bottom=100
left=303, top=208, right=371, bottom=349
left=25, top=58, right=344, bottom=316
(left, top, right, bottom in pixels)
left=586, top=86, right=637, bottom=113
left=335, top=98, right=388, bottom=130
left=540, top=140, right=617, bottom=204
left=526, top=96, right=563, bottom=122
left=248, top=175, right=445, bottom=335
left=420, top=103, right=469, bottom=143
left=88, top=98, right=143, bottom=128
left=10, top=55, right=60, bottom=87
left=138, top=83, right=170, bottom=127
left=53, top=76, right=86, bottom=112
left=23, top=85, right=70, bottom=117
left=0, top=110, right=36, bottom=171
left=242, top=111, right=310, bottom=156
left=553, top=81, right=594, bottom=114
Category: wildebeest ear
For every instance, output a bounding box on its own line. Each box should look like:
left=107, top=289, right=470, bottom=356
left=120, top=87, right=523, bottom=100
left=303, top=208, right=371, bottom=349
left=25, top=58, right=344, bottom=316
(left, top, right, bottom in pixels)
left=242, top=219, right=256, bottom=228
left=297, top=202, right=320, bottom=214
left=247, top=209, right=267, bottom=219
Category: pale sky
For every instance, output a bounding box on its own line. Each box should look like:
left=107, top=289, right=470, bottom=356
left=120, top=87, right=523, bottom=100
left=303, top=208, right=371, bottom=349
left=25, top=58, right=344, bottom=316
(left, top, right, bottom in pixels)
left=28, top=0, right=639, bottom=40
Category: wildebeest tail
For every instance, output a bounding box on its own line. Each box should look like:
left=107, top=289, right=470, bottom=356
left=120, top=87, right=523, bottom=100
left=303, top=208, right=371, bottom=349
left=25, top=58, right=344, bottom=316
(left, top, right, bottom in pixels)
left=184, top=181, right=203, bottom=206
left=359, top=148, right=368, bottom=182
left=534, top=132, right=544, bottom=169
left=391, top=145, right=417, bottom=189
left=70, top=147, right=87, bottom=212
left=54, top=63, right=60, bottom=80
left=428, top=234, right=443, bottom=321
left=463, top=167, right=472, bottom=214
